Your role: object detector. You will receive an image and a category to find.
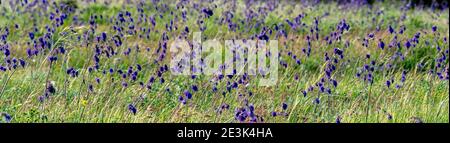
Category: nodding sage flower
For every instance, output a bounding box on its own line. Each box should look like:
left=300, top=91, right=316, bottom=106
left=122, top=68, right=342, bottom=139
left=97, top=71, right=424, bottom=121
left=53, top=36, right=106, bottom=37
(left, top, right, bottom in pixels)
left=122, top=81, right=128, bottom=87
left=95, top=78, right=100, bottom=84
left=212, top=86, right=217, bottom=92
left=302, top=90, right=307, bottom=97
left=401, top=71, right=407, bottom=82
left=378, top=39, right=385, bottom=50
left=235, top=108, right=248, bottom=122
left=334, top=48, right=343, bottom=56
left=4, top=49, right=10, bottom=57
left=148, top=76, right=155, bottom=84
left=2, top=113, right=12, bottom=123
left=192, top=85, right=198, bottom=92
left=331, top=79, right=338, bottom=87
left=336, top=116, right=341, bottom=123
left=38, top=95, right=45, bottom=103
left=48, top=56, right=57, bottom=63
left=59, top=47, right=65, bottom=54
left=26, top=48, right=33, bottom=57
left=136, top=64, right=142, bottom=71
left=66, top=67, right=79, bottom=77
left=388, top=25, right=395, bottom=34
left=29, top=32, right=35, bottom=40
left=368, top=33, right=374, bottom=39
left=88, top=84, right=94, bottom=92
left=19, top=59, right=26, bottom=67
left=282, top=103, right=288, bottom=110
left=271, top=111, right=277, bottom=117
left=46, top=83, right=56, bottom=94
left=128, top=104, right=137, bottom=115
left=102, top=32, right=107, bottom=41
left=314, top=98, right=320, bottom=104
left=184, top=90, right=192, bottom=99
left=202, top=8, right=214, bottom=17
left=179, top=96, right=186, bottom=104
left=405, top=40, right=411, bottom=49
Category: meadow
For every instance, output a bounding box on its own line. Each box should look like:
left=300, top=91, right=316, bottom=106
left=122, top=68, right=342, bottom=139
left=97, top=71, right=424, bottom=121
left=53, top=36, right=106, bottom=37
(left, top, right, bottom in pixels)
left=0, top=0, right=448, bottom=123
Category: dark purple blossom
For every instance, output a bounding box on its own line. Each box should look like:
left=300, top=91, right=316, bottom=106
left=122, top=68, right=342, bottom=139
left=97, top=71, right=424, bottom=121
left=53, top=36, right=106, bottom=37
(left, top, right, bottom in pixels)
left=282, top=103, right=288, bottom=110
left=128, top=104, right=137, bottom=115
left=271, top=111, right=277, bottom=117
left=2, top=113, right=12, bottom=123
left=192, top=85, right=198, bottom=92
left=184, top=90, right=192, bottom=99
left=432, top=25, right=437, bottom=32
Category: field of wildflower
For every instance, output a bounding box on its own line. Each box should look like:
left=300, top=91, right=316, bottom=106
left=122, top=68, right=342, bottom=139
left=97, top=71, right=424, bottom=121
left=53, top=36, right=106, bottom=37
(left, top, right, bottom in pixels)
left=0, top=0, right=448, bottom=123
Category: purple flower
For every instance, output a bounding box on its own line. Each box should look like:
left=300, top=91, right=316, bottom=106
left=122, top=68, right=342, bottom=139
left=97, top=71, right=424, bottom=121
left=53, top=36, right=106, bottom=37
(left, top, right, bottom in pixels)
left=102, top=32, right=107, bottom=41
left=302, top=90, right=307, bottom=97
left=432, top=25, right=437, bottom=32
left=38, top=95, right=45, bottom=103
left=46, top=84, right=56, bottom=94
left=212, top=86, right=217, bottom=92
left=282, top=103, right=288, bottom=110
left=148, top=76, right=155, bottom=83
left=192, top=85, right=198, bottom=92
left=334, top=48, right=343, bottom=55
left=128, top=104, right=137, bottom=115
left=4, top=49, right=10, bottom=56
left=49, top=56, right=58, bottom=63
left=331, top=79, right=338, bottom=87
left=88, top=84, right=94, bottom=92
left=368, top=33, right=374, bottom=38
left=179, top=96, right=186, bottom=104
left=59, top=47, right=65, bottom=54
left=314, top=98, right=320, bottom=104
left=26, top=48, right=33, bottom=57
left=122, top=81, right=128, bottom=87
left=19, top=59, right=26, bottom=67
left=378, top=39, right=385, bottom=49
left=405, top=41, right=411, bottom=48
left=388, top=25, right=395, bottom=34
left=136, top=64, right=142, bottom=71
left=2, top=113, right=12, bottom=123
left=401, top=71, right=407, bottom=82
left=271, top=111, right=277, bottom=117
left=184, top=90, right=192, bottom=99
left=202, top=8, right=214, bottom=17
left=185, top=26, right=189, bottom=33
left=29, top=32, right=35, bottom=40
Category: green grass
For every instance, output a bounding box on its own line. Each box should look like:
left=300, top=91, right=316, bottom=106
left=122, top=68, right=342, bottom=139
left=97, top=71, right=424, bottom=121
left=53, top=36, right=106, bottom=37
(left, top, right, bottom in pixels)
left=0, top=0, right=448, bottom=123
